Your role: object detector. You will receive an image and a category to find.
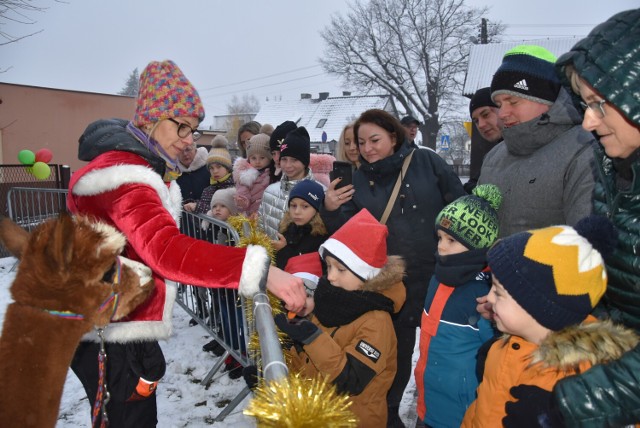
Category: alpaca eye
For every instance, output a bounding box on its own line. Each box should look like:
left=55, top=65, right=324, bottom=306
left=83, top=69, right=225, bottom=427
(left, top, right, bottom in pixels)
left=102, top=263, right=116, bottom=283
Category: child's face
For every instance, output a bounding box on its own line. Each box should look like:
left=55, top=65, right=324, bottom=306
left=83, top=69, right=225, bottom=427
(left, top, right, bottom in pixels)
left=249, top=154, right=270, bottom=170
left=325, top=255, right=364, bottom=291
left=486, top=276, right=549, bottom=344
left=208, top=163, right=229, bottom=181
left=271, top=150, right=281, bottom=168
left=280, top=156, right=306, bottom=180
left=211, top=203, right=231, bottom=221
left=437, top=229, right=469, bottom=256
left=288, top=198, right=317, bottom=226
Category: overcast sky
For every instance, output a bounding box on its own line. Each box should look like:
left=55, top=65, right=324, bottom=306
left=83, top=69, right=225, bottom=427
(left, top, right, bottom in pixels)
left=1, top=0, right=635, bottom=124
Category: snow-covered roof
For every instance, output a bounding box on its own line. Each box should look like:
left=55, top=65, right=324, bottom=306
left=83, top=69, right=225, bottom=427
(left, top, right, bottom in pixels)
left=253, top=94, right=395, bottom=142
left=463, top=37, right=581, bottom=97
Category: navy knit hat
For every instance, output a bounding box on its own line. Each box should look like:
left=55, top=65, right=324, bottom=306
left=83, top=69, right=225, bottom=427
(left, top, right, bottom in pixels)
left=436, top=184, right=502, bottom=250
left=280, top=126, right=311, bottom=168
left=491, top=45, right=561, bottom=106
left=270, top=120, right=298, bottom=152
left=469, top=87, right=498, bottom=118
left=487, top=216, right=616, bottom=331
left=288, top=180, right=324, bottom=212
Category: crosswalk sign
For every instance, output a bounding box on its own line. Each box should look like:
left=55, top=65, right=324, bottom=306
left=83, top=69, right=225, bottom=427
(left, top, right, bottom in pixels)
left=440, top=135, right=450, bottom=150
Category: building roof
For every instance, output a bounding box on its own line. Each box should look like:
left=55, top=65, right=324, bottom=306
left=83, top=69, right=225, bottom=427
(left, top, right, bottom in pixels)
left=253, top=94, right=395, bottom=142
left=463, top=37, right=581, bottom=97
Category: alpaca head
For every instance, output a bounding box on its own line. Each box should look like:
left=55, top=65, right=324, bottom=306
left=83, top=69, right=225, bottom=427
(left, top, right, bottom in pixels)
left=0, top=214, right=154, bottom=326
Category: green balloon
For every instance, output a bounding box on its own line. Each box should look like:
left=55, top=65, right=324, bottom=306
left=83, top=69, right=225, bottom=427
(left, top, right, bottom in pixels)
left=18, top=149, right=35, bottom=165
left=32, top=161, right=51, bottom=180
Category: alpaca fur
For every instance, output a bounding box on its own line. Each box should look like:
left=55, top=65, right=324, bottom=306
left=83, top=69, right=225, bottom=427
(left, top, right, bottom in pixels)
left=0, top=214, right=154, bottom=428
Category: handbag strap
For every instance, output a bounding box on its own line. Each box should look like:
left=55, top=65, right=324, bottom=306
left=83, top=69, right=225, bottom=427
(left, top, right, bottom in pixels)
left=380, top=149, right=415, bottom=225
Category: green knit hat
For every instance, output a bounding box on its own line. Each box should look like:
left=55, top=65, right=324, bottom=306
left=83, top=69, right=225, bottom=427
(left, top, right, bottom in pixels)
left=435, top=184, right=502, bottom=250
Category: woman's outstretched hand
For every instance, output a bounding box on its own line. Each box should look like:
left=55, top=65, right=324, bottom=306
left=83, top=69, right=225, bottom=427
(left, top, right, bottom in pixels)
left=266, top=265, right=307, bottom=313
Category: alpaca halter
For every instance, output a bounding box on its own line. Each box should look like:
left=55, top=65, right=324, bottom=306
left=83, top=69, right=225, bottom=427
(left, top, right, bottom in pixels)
left=43, top=256, right=123, bottom=322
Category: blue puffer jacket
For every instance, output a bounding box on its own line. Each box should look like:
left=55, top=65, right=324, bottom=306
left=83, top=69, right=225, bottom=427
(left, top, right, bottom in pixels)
left=321, top=140, right=465, bottom=326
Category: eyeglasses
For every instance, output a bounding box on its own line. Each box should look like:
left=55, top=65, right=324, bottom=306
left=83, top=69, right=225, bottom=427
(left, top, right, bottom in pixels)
left=168, top=118, right=202, bottom=141
left=580, top=99, right=607, bottom=119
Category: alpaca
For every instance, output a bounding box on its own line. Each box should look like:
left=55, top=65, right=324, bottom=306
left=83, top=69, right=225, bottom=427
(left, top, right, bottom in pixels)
left=0, top=214, right=154, bottom=428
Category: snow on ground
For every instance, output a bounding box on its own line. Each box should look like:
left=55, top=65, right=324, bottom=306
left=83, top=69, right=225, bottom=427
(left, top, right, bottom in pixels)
left=0, top=256, right=419, bottom=427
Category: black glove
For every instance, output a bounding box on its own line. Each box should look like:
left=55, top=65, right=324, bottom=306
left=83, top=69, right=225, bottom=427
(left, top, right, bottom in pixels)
left=242, top=365, right=259, bottom=390
left=274, top=313, right=321, bottom=345
left=503, top=385, right=564, bottom=428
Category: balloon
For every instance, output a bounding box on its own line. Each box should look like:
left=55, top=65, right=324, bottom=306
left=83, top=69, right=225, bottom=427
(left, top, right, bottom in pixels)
left=18, top=150, right=35, bottom=165
left=31, top=162, right=51, bottom=180
left=35, top=148, right=53, bottom=163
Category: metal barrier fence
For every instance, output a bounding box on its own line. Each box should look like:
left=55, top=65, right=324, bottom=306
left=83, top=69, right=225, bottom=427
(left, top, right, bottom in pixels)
left=3, top=186, right=262, bottom=422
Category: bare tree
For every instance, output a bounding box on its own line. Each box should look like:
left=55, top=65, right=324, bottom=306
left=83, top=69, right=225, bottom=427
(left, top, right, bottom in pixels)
left=320, top=0, right=503, bottom=148
left=0, top=0, right=64, bottom=46
left=118, top=67, right=139, bottom=96
left=226, top=94, right=260, bottom=115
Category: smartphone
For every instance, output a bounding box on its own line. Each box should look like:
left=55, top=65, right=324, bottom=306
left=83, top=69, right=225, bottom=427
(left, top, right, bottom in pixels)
left=330, top=161, right=353, bottom=189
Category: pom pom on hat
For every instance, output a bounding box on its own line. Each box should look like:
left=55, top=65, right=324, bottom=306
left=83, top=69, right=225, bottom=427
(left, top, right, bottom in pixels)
left=436, top=184, right=502, bottom=250
left=134, top=60, right=205, bottom=127
left=319, top=209, right=388, bottom=281
left=270, top=121, right=298, bottom=152
left=487, top=215, right=615, bottom=331
left=288, top=180, right=325, bottom=212
left=210, top=187, right=238, bottom=215
left=491, top=45, right=561, bottom=106
left=284, top=252, right=324, bottom=296
left=246, top=133, right=273, bottom=161
left=469, top=87, right=498, bottom=118
left=280, top=126, right=311, bottom=168
left=206, top=137, right=232, bottom=171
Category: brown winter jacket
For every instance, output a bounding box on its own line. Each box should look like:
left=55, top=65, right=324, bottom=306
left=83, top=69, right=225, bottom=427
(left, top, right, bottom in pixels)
left=286, top=256, right=406, bottom=428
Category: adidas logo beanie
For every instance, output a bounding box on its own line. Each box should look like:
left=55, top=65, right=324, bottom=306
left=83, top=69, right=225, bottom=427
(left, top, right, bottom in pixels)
left=491, top=45, right=561, bottom=106
left=436, top=184, right=502, bottom=250
left=487, top=216, right=616, bottom=331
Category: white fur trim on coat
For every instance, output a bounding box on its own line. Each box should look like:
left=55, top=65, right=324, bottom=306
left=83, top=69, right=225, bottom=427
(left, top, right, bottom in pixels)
left=72, top=164, right=182, bottom=225
left=239, top=245, right=270, bottom=297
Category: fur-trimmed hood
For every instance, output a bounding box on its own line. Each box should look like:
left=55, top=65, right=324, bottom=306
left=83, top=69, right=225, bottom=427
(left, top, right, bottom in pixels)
left=363, top=255, right=405, bottom=293
left=179, top=146, right=208, bottom=173
left=527, top=318, right=639, bottom=370
left=309, top=153, right=335, bottom=187
left=233, top=157, right=260, bottom=186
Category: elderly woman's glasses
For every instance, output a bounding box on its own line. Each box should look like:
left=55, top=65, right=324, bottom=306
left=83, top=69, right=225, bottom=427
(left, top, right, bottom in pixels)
left=580, top=99, right=607, bottom=119
left=168, top=118, right=202, bottom=141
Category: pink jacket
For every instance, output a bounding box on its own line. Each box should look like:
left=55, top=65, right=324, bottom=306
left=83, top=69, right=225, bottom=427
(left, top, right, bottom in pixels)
left=233, top=157, right=271, bottom=215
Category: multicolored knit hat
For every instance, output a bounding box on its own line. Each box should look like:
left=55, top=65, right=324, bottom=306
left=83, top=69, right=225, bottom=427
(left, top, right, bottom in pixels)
left=469, top=87, right=498, bottom=118
left=488, top=216, right=616, bottom=331
left=270, top=121, right=297, bottom=152
left=280, top=126, right=311, bottom=168
left=133, top=60, right=205, bottom=127
left=206, top=136, right=232, bottom=171
left=436, top=184, right=502, bottom=250
left=319, top=209, right=388, bottom=281
left=288, top=180, right=324, bottom=212
left=246, top=133, right=273, bottom=161
left=491, top=45, right=561, bottom=106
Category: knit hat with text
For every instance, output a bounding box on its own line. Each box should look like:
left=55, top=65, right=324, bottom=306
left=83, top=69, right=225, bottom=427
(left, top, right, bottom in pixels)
left=280, top=126, right=311, bottom=168
left=270, top=120, right=298, bottom=152
left=488, top=216, right=616, bottom=331
left=134, top=60, right=205, bottom=127
left=491, top=45, right=561, bottom=106
left=436, top=184, right=502, bottom=250
left=319, top=209, right=388, bottom=281
left=288, top=180, right=325, bottom=212
left=246, top=133, right=273, bottom=161
left=206, top=135, right=232, bottom=171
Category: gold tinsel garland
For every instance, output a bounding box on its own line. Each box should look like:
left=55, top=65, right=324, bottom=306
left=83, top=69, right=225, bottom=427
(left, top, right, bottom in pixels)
left=244, top=372, right=358, bottom=427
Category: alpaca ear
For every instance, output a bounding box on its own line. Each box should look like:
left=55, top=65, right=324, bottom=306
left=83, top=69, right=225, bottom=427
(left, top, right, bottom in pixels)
left=0, top=216, right=30, bottom=260
left=46, top=213, right=75, bottom=268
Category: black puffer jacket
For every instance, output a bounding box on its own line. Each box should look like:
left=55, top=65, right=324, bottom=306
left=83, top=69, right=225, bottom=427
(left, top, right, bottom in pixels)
left=321, top=141, right=465, bottom=326
left=553, top=9, right=640, bottom=427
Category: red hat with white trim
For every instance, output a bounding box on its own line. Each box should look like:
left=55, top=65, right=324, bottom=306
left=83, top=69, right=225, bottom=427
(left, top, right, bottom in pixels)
left=318, top=209, right=388, bottom=281
left=284, top=252, right=323, bottom=296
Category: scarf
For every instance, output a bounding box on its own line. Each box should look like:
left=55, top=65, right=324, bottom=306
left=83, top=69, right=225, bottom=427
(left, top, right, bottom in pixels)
left=313, top=277, right=394, bottom=327
left=126, top=121, right=182, bottom=181
left=434, top=248, right=488, bottom=287
left=210, top=172, right=232, bottom=185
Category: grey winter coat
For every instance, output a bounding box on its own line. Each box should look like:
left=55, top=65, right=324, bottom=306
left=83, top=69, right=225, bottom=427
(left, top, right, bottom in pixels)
left=478, top=88, right=596, bottom=237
